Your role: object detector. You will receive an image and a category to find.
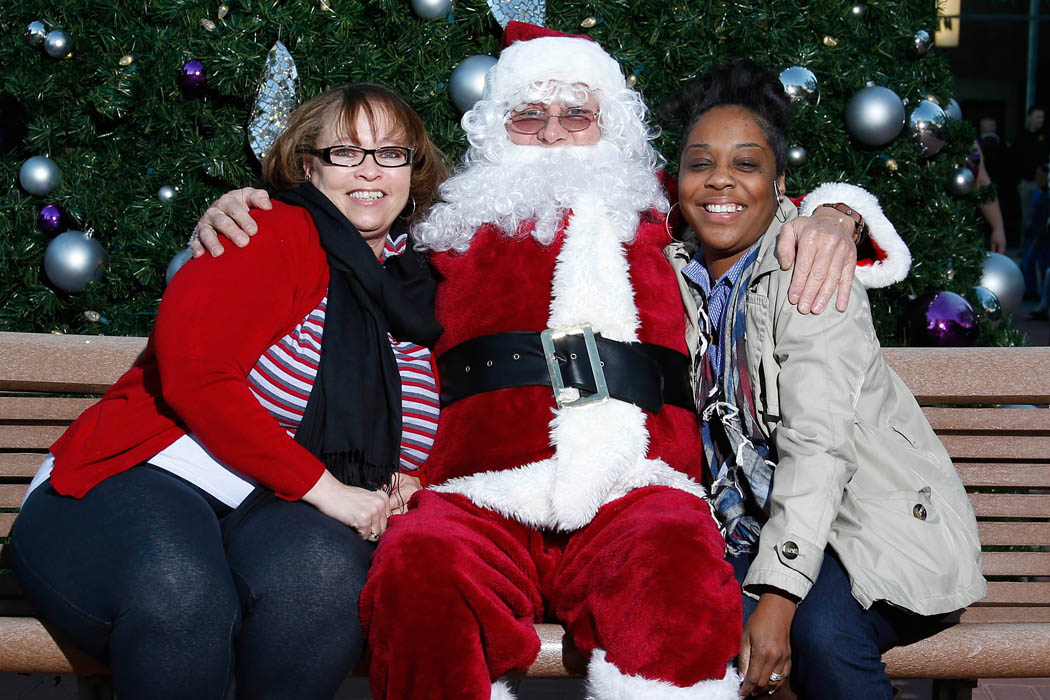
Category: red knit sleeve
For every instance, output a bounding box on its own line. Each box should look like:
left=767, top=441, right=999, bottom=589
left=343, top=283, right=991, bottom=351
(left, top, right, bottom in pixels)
left=152, top=202, right=328, bottom=500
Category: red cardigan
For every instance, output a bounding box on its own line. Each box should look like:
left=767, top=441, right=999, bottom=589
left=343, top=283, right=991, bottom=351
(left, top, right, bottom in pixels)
left=50, top=201, right=331, bottom=501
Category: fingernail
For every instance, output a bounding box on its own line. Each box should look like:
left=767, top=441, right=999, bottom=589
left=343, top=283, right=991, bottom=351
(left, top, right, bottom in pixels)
left=813, top=303, right=824, bottom=313
left=236, top=236, right=249, bottom=246
left=798, top=303, right=810, bottom=313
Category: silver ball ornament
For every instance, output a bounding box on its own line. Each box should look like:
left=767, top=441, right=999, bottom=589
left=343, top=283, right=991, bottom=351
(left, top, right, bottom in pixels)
left=166, top=248, right=194, bottom=285
left=787, top=145, right=807, bottom=167
left=157, top=185, right=178, bottom=202
left=19, top=156, right=61, bottom=196
left=944, top=98, right=962, bottom=122
left=913, top=29, right=932, bottom=56
left=973, top=285, right=1001, bottom=329
left=980, top=252, right=1025, bottom=314
left=909, top=100, right=948, bottom=155
left=411, top=0, right=453, bottom=19
left=26, top=21, right=47, bottom=46
left=43, top=30, right=72, bottom=59
left=844, top=86, right=905, bottom=146
left=449, top=55, right=497, bottom=113
left=946, top=166, right=975, bottom=196
left=779, top=66, right=819, bottom=103
left=43, top=231, right=106, bottom=293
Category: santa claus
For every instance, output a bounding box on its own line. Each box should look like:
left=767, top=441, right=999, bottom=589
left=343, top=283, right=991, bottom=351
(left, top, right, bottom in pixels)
left=359, top=23, right=879, bottom=700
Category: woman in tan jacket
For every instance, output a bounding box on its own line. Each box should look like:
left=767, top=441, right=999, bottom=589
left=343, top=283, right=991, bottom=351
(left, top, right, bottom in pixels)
left=664, top=60, right=986, bottom=699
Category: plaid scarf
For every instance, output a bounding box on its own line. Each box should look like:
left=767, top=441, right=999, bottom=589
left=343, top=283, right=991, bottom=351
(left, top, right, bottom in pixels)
left=694, top=245, right=777, bottom=555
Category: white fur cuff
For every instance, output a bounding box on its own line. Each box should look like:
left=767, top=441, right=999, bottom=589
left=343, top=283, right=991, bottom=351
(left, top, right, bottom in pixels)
left=586, top=649, right=741, bottom=700
left=799, top=182, right=911, bottom=289
left=491, top=679, right=517, bottom=700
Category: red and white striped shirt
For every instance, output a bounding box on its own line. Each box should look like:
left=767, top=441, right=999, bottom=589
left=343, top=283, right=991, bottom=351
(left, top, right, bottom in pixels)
left=147, top=231, right=439, bottom=506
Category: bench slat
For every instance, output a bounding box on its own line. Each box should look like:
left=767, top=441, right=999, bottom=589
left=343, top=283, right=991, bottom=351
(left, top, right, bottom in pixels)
left=981, top=552, right=1050, bottom=577
left=0, top=453, right=46, bottom=479
left=0, top=332, right=145, bottom=394
left=969, top=493, right=1050, bottom=518
left=883, top=347, right=1050, bottom=404
left=961, top=607, right=1050, bottom=623
left=959, top=464, right=1050, bottom=488
left=940, top=434, right=1050, bottom=461
left=978, top=521, right=1050, bottom=546
left=0, top=484, right=29, bottom=509
left=976, top=581, right=1050, bottom=606
left=0, top=514, right=15, bottom=538
left=880, top=622, right=1050, bottom=678
left=0, top=425, right=66, bottom=450
left=924, top=407, right=1050, bottom=433
left=0, top=397, right=98, bottom=422
left=0, top=617, right=108, bottom=674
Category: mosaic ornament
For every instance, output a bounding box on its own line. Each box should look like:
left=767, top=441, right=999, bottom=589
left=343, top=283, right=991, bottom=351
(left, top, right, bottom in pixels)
left=248, top=41, right=299, bottom=162
left=486, top=0, right=545, bottom=28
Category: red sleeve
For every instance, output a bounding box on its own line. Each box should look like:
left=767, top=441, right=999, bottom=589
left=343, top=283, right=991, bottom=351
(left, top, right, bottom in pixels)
left=153, top=202, right=328, bottom=500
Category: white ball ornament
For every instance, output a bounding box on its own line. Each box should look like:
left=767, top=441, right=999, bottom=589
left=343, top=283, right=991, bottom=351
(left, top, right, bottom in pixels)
left=43, top=231, right=106, bottom=293
left=411, top=0, right=453, bottom=19
left=787, top=145, right=807, bottom=167
left=449, top=55, right=497, bottom=113
left=945, top=166, right=975, bottom=196
left=844, top=86, right=905, bottom=146
left=909, top=100, right=948, bottom=155
left=980, top=252, right=1026, bottom=314
left=26, top=21, right=47, bottom=46
left=19, top=156, right=61, bottom=196
left=43, top=30, right=72, bottom=59
left=779, top=66, right=819, bottom=103
left=166, top=248, right=194, bottom=285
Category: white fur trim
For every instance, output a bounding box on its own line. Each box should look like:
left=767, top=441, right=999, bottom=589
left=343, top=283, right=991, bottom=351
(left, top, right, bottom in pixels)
left=587, top=650, right=741, bottom=700
left=486, top=36, right=626, bottom=103
left=799, top=182, right=911, bottom=289
left=434, top=196, right=711, bottom=529
left=491, top=680, right=517, bottom=700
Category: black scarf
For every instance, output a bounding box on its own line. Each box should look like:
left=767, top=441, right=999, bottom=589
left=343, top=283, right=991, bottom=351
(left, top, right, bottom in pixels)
left=275, top=182, right=443, bottom=489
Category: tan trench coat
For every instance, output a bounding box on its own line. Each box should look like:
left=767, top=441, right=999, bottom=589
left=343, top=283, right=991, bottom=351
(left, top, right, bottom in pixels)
left=665, top=206, right=986, bottom=616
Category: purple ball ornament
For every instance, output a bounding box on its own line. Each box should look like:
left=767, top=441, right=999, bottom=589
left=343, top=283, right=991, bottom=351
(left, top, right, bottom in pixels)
left=179, top=60, right=207, bottom=93
left=37, top=204, right=69, bottom=235
left=904, top=291, right=978, bottom=347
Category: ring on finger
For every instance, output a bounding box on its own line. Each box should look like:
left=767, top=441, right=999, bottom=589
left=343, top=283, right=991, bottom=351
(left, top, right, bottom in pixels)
left=187, top=225, right=201, bottom=247
left=768, top=671, right=785, bottom=683
left=368, top=530, right=379, bottom=541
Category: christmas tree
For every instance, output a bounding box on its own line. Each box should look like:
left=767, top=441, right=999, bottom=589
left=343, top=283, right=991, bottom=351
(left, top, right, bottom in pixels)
left=0, top=0, right=1015, bottom=344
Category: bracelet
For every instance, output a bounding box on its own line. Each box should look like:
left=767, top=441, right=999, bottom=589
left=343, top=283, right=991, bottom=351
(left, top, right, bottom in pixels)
left=819, top=202, right=869, bottom=247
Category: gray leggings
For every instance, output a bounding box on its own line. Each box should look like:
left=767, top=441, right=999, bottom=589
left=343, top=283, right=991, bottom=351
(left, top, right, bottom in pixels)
left=11, top=466, right=373, bottom=699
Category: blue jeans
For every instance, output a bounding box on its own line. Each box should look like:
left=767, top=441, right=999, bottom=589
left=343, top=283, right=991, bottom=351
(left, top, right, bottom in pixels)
left=12, top=466, right=373, bottom=700
left=730, top=549, right=959, bottom=700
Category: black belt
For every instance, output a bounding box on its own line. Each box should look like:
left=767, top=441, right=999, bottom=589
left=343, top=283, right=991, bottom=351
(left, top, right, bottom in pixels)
left=438, top=329, right=695, bottom=413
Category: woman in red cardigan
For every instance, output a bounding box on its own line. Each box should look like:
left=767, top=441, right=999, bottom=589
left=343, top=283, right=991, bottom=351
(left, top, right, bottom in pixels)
left=11, top=83, right=447, bottom=699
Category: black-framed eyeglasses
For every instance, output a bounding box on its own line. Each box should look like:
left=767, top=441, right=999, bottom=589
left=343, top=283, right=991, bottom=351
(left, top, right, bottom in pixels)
left=506, top=108, right=600, bottom=135
left=304, top=145, right=415, bottom=168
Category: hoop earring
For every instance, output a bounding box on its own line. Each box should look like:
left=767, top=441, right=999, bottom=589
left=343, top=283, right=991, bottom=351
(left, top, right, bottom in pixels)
left=664, top=202, right=680, bottom=238
left=773, top=181, right=788, bottom=223
left=402, top=196, right=417, bottom=219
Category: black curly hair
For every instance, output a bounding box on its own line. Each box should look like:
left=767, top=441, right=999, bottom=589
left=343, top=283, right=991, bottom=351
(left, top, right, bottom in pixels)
left=663, top=59, right=791, bottom=174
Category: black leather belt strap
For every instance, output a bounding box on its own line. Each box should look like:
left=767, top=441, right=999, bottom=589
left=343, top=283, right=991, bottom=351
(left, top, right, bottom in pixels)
left=438, top=331, right=695, bottom=413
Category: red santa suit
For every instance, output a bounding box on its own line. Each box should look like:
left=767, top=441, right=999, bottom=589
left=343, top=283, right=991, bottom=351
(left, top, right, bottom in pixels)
left=361, top=186, right=743, bottom=698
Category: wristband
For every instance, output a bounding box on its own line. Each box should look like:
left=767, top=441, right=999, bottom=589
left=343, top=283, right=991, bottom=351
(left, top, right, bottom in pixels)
left=819, top=202, right=869, bottom=247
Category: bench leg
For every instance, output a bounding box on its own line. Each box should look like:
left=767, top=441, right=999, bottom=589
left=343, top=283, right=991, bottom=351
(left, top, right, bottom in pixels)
left=931, top=679, right=977, bottom=700
left=76, top=675, right=113, bottom=700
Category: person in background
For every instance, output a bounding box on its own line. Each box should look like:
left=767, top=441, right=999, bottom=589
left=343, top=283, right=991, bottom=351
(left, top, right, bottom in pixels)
left=1024, top=164, right=1050, bottom=320
left=11, top=83, right=447, bottom=699
left=1010, top=106, right=1048, bottom=239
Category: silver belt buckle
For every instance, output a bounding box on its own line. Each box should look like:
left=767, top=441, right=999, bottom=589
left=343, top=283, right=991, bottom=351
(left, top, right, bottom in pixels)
left=539, top=324, right=610, bottom=409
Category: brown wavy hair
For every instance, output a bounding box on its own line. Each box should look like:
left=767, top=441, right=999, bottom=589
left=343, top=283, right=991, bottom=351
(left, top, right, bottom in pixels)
left=263, top=83, right=449, bottom=225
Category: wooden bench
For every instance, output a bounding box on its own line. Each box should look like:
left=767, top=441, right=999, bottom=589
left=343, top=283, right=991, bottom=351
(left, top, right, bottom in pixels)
left=2, top=331, right=1049, bottom=700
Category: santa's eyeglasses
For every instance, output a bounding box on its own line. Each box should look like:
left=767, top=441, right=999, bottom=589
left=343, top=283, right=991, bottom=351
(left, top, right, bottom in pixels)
left=506, top=108, right=600, bottom=135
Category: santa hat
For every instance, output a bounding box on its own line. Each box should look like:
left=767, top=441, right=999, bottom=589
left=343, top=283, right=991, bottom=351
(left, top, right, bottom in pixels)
left=483, top=21, right=627, bottom=104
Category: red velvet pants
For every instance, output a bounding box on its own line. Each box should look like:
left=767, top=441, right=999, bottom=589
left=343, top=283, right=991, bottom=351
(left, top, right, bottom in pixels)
left=360, top=486, right=741, bottom=699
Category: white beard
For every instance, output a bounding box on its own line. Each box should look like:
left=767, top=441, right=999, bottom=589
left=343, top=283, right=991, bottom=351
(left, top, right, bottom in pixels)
left=412, top=140, right=667, bottom=253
